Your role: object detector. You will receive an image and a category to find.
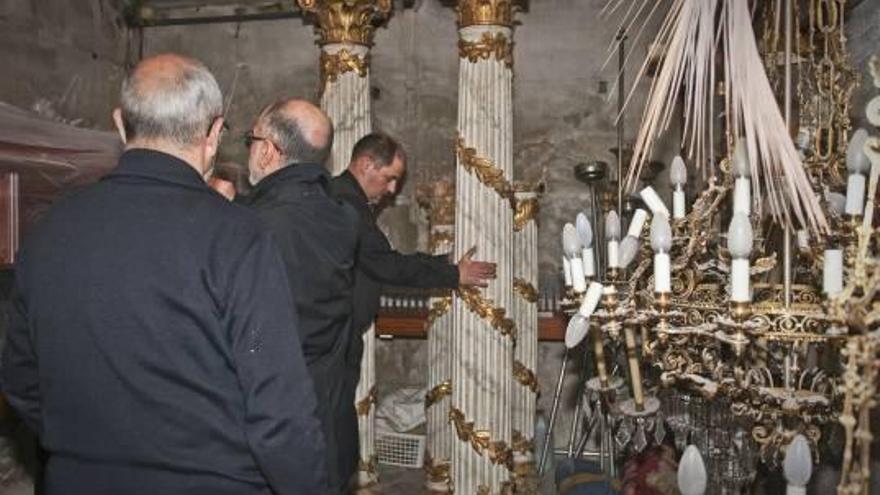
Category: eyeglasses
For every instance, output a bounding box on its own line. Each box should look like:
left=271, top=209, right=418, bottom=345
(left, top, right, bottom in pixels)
left=243, top=130, right=281, bottom=153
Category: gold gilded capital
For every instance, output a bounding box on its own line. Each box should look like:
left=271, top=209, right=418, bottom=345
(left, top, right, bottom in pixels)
left=457, top=0, right=517, bottom=27
left=297, top=0, right=391, bottom=46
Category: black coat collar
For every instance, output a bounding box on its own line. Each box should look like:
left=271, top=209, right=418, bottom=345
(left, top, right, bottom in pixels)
left=246, top=163, right=329, bottom=204
left=104, top=148, right=209, bottom=190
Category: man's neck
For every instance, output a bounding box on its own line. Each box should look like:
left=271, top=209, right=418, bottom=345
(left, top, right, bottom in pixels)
left=126, top=139, right=206, bottom=179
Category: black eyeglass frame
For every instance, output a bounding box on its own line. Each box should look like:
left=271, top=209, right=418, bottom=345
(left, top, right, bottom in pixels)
left=243, top=130, right=282, bottom=153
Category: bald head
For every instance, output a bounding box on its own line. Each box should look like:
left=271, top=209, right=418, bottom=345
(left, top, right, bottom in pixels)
left=258, top=99, right=333, bottom=165
left=119, top=54, right=223, bottom=149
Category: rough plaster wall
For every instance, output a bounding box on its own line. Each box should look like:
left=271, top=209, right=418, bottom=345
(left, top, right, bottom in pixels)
left=0, top=0, right=127, bottom=128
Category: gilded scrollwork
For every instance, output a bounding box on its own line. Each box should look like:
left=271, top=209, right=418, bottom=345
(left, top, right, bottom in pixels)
left=449, top=407, right=514, bottom=469
left=455, top=135, right=514, bottom=203
left=457, top=286, right=517, bottom=341
left=459, top=32, right=513, bottom=67
left=319, top=48, right=369, bottom=89
left=512, top=359, right=539, bottom=394
left=425, top=380, right=452, bottom=408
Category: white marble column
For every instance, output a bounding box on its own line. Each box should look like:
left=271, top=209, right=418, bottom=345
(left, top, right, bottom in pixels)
left=512, top=186, right=539, bottom=469
left=298, top=1, right=391, bottom=487
left=320, top=43, right=371, bottom=174
left=420, top=181, right=456, bottom=491
left=451, top=11, right=517, bottom=494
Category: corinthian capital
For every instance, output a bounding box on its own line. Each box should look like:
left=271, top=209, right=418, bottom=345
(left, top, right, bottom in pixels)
left=297, top=0, right=392, bottom=46
left=456, top=0, right=523, bottom=28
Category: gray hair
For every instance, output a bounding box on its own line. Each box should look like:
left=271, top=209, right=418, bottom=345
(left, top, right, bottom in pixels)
left=262, top=101, right=333, bottom=165
left=120, top=57, right=223, bottom=148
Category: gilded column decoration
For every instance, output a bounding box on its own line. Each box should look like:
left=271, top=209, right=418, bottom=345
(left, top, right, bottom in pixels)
left=417, top=180, right=456, bottom=492
left=297, top=1, right=391, bottom=488
left=450, top=1, right=520, bottom=492
left=512, top=183, right=539, bottom=469
left=297, top=0, right=390, bottom=174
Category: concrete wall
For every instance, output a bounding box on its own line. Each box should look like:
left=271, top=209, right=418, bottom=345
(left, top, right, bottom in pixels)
left=0, top=0, right=128, bottom=128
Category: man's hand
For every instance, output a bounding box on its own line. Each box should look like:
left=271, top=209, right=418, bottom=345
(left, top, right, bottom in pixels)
left=208, top=177, right=236, bottom=201
left=457, top=246, right=496, bottom=288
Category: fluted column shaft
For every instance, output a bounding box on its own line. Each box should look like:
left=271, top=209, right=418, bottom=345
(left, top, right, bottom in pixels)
left=512, top=188, right=539, bottom=467
left=451, top=21, right=516, bottom=495
left=320, top=43, right=371, bottom=174
left=425, top=229, right=454, bottom=491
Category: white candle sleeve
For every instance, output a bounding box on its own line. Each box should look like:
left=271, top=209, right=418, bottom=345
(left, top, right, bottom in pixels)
left=796, top=230, right=810, bottom=250
left=654, top=253, right=671, bottom=293
left=627, top=209, right=649, bottom=238
left=562, top=257, right=572, bottom=287
left=673, top=189, right=686, bottom=219
left=786, top=486, right=806, bottom=495
left=570, top=257, right=587, bottom=293
left=845, top=173, right=866, bottom=216
left=731, top=258, right=751, bottom=302
left=582, top=248, right=596, bottom=278
left=640, top=186, right=671, bottom=217
left=607, top=240, right=620, bottom=268
left=823, top=249, right=843, bottom=296
left=733, top=177, right=751, bottom=216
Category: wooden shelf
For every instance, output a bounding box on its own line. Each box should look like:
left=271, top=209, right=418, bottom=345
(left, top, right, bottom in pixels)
left=376, top=311, right=567, bottom=341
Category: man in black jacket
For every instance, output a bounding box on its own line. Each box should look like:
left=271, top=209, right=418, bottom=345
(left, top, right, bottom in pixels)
left=240, top=98, right=359, bottom=494
left=1, top=54, right=327, bottom=495
left=330, top=132, right=496, bottom=484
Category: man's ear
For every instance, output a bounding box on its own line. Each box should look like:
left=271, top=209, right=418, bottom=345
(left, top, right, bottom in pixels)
left=112, top=108, right=127, bottom=144
left=205, top=117, right=225, bottom=159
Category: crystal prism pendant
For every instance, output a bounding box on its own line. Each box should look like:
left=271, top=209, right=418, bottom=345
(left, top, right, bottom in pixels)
left=615, top=416, right=633, bottom=449
left=655, top=416, right=667, bottom=445
left=633, top=421, right=648, bottom=453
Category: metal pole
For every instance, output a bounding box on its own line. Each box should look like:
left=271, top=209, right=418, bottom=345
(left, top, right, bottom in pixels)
left=783, top=0, right=793, bottom=311
left=616, top=30, right=626, bottom=218
left=539, top=349, right=570, bottom=475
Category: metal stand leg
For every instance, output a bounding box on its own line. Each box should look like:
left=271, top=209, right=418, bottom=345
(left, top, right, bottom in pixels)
left=538, top=349, right=569, bottom=476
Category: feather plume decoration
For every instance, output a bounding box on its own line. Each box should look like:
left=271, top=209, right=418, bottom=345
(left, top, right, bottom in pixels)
left=607, top=0, right=828, bottom=234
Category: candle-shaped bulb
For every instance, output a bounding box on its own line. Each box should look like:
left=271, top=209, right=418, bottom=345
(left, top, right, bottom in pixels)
left=627, top=209, right=649, bottom=238
left=677, top=445, right=708, bottom=495
left=619, top=236, right=640, bottom=268
left=727, top=213, right=753, bottom=259
left=783, top=434, right=812, bottom=491
left=847, top=129, right=870, bottom=174
left=605, top=211, right=621, bottom=240
left=670, top=156, right=687, bottom=187
left=575, top=212, right=593, bottom=248
left=732, top=139, right=751, bottom=178
left=650, top=214, right=673, bottom=253
left=562, top=223, right=582, bottom=257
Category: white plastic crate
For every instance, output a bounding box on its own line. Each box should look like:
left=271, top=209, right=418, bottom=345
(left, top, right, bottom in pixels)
left=375, top=432, right=426, bottom=468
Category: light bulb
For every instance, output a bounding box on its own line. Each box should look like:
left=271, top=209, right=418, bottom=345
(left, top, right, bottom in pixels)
left=732, top=139, right=751, bottom=178
left=678, top=445, right=707, bottom=495
left=605, top=211, right=621, bottom=240
left=562, top=223, right=582, bottom=257
left=783, top=434, right=813, bottom=487
left=670, top=155, right=687, bottom=186
left=847, top=129, right=870, bottom=174
left=619, top=236, right=640, bottom=268
left=650, top=214, right=672, bottom=252
left=824, top=191, right=846, bottom=216
left=727, top=213, right=753, bottom=259
left=576, top=212, right=593, bottom=248
left=627, top=209, right=649, bottom=238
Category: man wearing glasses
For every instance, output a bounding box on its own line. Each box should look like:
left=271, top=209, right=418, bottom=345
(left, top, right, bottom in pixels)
left=1, top=55, right=327, bottom=494
left=239, top=98, right=360, bottom=494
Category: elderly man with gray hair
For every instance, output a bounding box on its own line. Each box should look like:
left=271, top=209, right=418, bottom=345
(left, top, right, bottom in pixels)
left=1, top=54, right=328, bottom=494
